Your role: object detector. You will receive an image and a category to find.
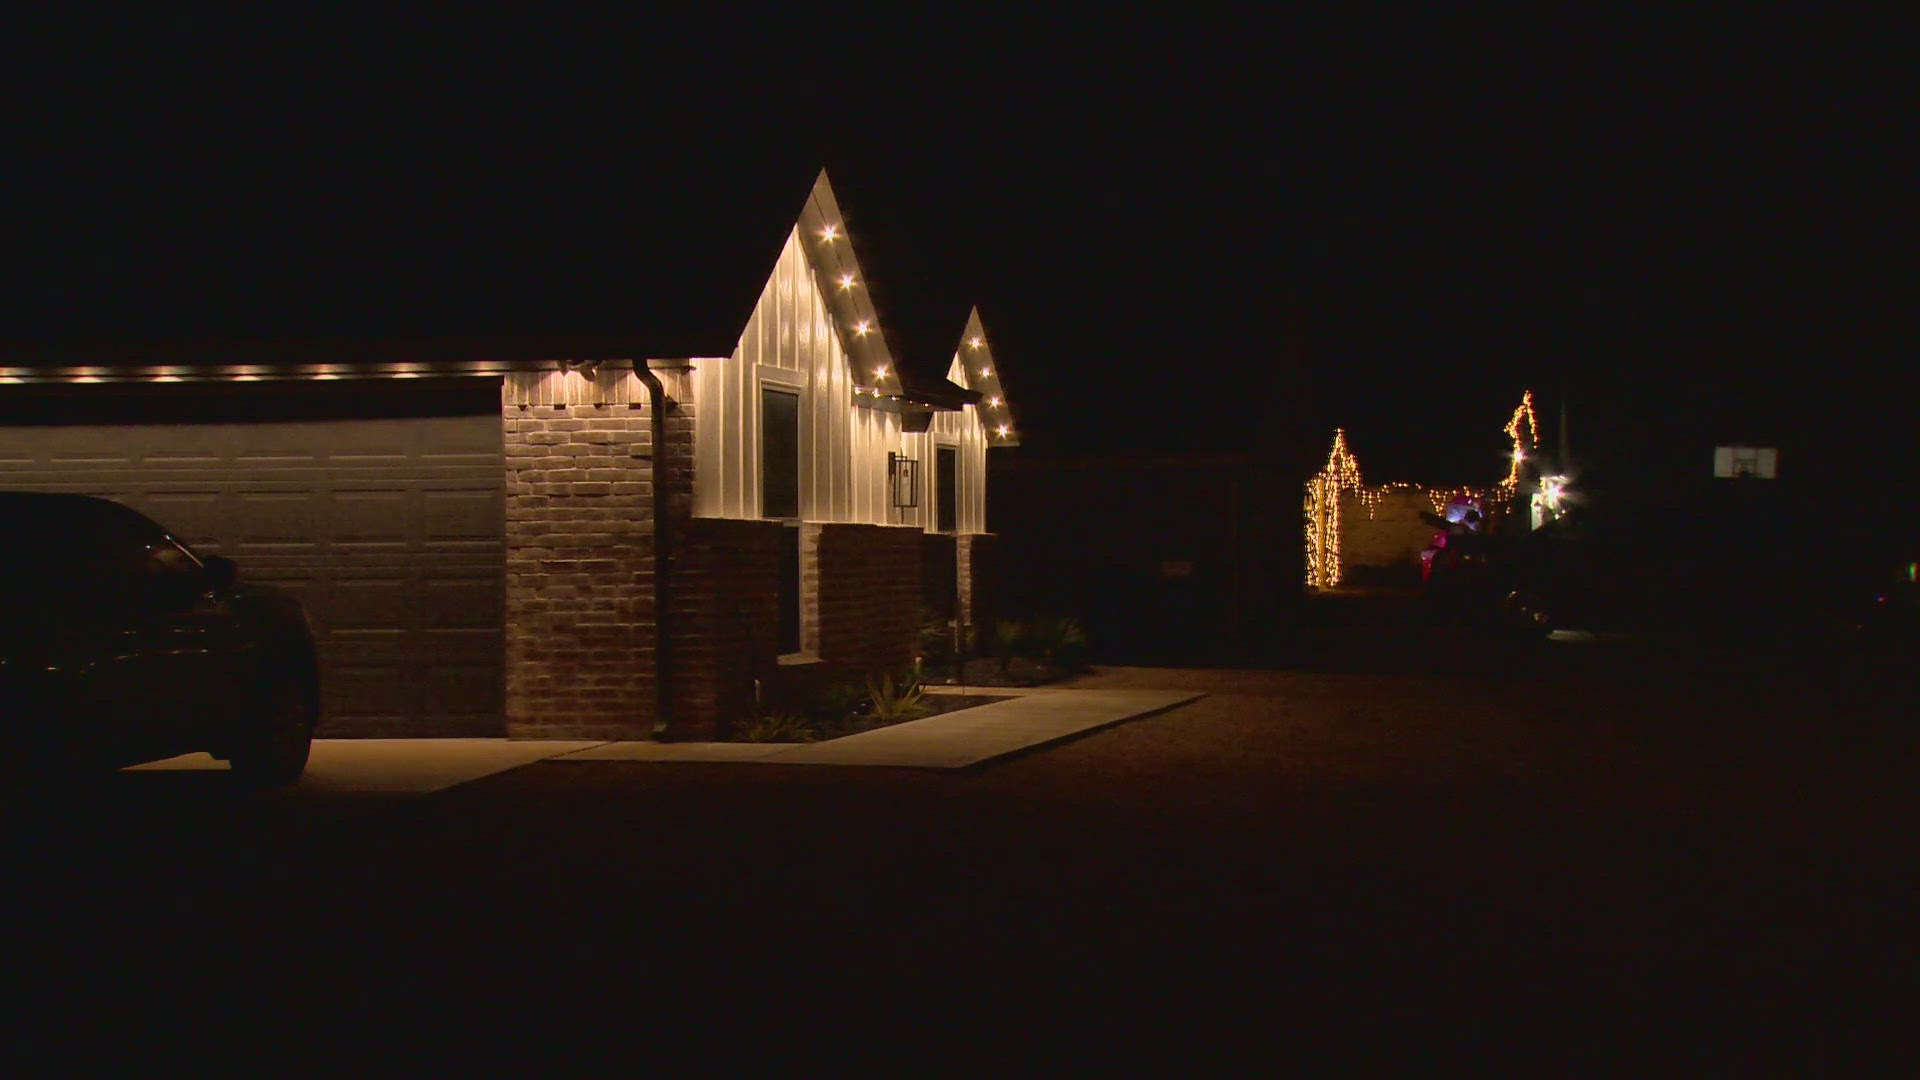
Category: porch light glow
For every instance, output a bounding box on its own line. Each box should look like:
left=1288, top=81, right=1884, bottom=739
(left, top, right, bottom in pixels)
left=838, top=273, right=856, bottom=290
left=977, top=366, right=991, bottom=377
left=968, top=336, right=984, bottom=349
left=853, top=320, right=872, bottom=337
left=987, top=396, right=1002, bottom=407
left=997, top=424, right=1010, bottom=437
left=818, top=223, right=840, bottom=242
left=872, top=366, right=887, bottom=379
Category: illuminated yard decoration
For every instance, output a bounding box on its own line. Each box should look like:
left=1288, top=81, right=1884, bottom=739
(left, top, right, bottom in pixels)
left=1306, top=391, right=1542, bottom=589
left=1303, top=429, right=1363, bottom=588
left=1501, top=389, right=1539, bottom=494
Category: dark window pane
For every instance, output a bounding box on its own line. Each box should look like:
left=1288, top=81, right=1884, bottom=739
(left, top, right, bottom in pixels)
left=937, top=446, right=958, bottom=533
left=762, top=388, right=799, bottom=520
left=777, top=525, right=801, bottom=654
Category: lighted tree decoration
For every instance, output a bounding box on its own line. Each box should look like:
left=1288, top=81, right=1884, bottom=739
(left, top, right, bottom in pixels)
left=1500, top=389, right=1539, bottom=495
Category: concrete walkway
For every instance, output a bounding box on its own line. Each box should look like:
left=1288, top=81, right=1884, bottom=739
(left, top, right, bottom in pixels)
left=121, top=687, right=1204, bottom=789
left=558, top=686, right=1204, bottom=769
left=127, top=738, right=604, bottom=796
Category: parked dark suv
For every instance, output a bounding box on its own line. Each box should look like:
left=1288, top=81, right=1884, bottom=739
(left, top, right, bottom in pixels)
left=1, top=493, right=319, bottom=787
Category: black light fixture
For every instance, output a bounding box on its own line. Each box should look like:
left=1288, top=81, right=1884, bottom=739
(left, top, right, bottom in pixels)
left=888, top=451, right=920, bottom=509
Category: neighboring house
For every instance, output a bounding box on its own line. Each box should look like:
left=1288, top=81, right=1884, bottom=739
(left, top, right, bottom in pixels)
left=0, top=170, right=1015, bottom=740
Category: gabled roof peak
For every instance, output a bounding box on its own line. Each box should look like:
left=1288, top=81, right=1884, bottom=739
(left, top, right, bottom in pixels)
left=947, top=306, right=1018, bottom=447
left=785, top=170, right=904, bottom=398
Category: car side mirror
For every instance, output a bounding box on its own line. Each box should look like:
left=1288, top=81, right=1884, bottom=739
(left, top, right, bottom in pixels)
left=203, top=555, right=237, bottom=590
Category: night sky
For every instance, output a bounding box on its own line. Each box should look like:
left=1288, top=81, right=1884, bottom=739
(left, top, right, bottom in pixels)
left=3, top=10, right=1910, bottom=489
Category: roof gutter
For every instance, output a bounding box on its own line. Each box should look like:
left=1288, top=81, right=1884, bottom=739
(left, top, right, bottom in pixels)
left=633, top=362, right=675, bottom=739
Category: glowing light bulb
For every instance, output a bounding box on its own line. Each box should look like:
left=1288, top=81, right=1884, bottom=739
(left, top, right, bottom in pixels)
left=997, top=424, right=1010, bottom=437
left=977, top=366, right=992, bottom=377
left=968, top=336, right=984, bottom=349
left=872, top=366, right=888, bottom=379
left=853, top=320, right=872, bottom=337
left=837, top=273, right=856, bottom=290
left=987, top=396, right=1002, bottom=407
left=819, top=224, right=840, bottom=242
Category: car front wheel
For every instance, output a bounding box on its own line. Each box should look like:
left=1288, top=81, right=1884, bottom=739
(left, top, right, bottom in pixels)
left=230, top=673, right=317, bottom=789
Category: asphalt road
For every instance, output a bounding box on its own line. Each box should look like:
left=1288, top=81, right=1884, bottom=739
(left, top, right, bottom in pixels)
left=6, top=631, right=1914, bottom=1067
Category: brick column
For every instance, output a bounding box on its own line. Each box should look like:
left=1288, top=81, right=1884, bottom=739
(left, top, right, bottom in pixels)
left=502, top=364, right=678, bottom=740
left=958, top=532, right=998, bottom=645
left=800, top=522, right=823, bottom=655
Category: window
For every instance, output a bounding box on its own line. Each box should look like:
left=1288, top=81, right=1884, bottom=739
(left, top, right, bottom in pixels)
left=761, top=387, right=799, bottom=519
left=1714, top=446, right=1778, bottom=479
left=760, top=385, right=802, bottom=652
left=937, top=445, right=958, bottom=533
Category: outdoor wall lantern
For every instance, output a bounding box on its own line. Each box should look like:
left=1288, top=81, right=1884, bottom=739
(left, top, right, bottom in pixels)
left=888, top=452, right=920, bottom=509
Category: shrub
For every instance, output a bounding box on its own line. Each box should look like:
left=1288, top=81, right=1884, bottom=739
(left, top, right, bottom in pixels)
left=806, top=681, right=870, bottom=728
left=919, top=607, right=959, bottom=667
left=865, top=670, right=932, bottom=724
left=735, top=712, right=819, bottom=743
left=1026, top=615, right=1091, bottom=669
left=987, top=619, right=1027, bottom=674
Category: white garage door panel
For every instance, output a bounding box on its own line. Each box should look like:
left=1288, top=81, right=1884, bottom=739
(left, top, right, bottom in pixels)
left=0, top=399, right=505, bottom=736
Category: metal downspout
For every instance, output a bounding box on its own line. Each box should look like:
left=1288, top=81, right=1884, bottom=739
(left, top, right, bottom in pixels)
left=634, top=363, right=673, bottom=739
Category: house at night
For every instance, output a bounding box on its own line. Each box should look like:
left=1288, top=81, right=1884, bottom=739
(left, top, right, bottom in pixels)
left=0, top=170, right=1019, bottom=740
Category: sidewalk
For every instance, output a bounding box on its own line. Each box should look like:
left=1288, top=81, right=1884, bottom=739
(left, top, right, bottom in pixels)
left=123, top=687, right=1206, bottom=790
left=127, top=738, right=604, bottom=795
left=557, top=686, right=1204, bottom=769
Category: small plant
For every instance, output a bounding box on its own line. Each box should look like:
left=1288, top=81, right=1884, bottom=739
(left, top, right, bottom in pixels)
left=988, top=619, right=1027, bottom=676
left=865, top=670, right=932, bottom=724
left=807, top=681, right=871, bottom=729
left=1025, top=615, right=1090, bottom=669
left=919, top=607, right=959, bottom=668
left=735, top=712, right=819, bottom=743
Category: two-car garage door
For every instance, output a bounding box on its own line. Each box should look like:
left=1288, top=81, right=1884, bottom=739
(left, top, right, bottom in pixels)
left=0, top=379, right=505, bottom=736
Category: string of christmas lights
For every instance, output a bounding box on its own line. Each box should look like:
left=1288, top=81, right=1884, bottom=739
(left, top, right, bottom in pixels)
left=814, top=211, right=1017, bottom=444
left=1500, top=388, right=1539, bottom=493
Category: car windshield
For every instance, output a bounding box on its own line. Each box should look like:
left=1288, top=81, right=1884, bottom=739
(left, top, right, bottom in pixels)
left=0, top=498, right=203, bottom=608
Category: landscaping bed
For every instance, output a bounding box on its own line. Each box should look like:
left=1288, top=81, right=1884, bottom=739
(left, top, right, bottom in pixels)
left=922, top=656, right=1075, bottom=688
left=729, top=676, right=1016, bottom=744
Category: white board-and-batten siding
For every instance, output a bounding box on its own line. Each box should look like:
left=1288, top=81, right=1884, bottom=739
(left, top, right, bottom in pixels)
left=690, top=224, right=987, bottom=534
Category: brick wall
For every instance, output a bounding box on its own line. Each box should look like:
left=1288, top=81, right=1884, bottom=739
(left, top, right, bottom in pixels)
left=670, top=516, right=782, bottom=739
left=815, top=522, right=922, bottom=680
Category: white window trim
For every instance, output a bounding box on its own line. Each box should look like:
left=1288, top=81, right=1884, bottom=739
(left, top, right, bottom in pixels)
left=756, top=369, right=806, bottom=522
